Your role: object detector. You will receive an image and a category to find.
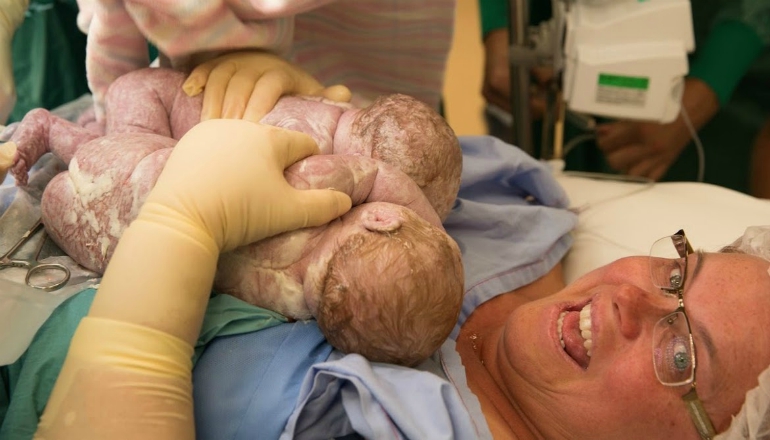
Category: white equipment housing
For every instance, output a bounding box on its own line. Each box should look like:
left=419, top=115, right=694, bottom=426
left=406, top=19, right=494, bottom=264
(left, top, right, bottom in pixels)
left=562, top=0, right=695, bottom=123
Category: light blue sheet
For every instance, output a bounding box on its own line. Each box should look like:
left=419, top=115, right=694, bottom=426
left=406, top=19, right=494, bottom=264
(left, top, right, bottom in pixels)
left=192, top=135, right=579, bottom=439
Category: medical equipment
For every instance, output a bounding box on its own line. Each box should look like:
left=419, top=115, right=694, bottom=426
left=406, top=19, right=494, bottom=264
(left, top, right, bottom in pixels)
left=507, top=0, right=696, bottom=159
left=0, top=218, right=71, bottom=291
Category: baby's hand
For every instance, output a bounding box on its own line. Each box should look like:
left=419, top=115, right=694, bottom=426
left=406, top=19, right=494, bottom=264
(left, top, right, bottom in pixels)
left=183, top=50, right=351, bottom=123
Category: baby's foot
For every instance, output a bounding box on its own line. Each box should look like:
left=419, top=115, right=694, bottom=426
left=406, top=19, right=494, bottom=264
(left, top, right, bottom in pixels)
left=0, top=141, right=17, bottom=185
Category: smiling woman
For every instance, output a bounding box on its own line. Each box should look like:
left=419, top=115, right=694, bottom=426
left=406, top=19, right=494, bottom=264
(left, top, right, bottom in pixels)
left=456, top=231, right=770, bottom=439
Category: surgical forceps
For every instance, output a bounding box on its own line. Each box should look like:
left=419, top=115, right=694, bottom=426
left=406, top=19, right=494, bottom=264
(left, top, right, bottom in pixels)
left=0, top=218, right=71, bottom=291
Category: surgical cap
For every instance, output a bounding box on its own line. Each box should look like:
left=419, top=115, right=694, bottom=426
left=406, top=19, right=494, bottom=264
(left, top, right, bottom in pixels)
left=716, top=366, right=770, bottom=439
left=715, top=226, right=770, bottom=440
left=726, top=225, right=770, bottom=263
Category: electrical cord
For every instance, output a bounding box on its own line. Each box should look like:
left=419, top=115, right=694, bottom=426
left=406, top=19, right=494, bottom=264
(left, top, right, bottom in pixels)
left=560, top=108, right=706, bottom=183
left=680, top=106, right=705, bottom=182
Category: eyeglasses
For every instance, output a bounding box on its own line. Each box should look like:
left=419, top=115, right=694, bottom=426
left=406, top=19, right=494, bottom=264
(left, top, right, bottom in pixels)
left=649, top=230, right=716, bottom=440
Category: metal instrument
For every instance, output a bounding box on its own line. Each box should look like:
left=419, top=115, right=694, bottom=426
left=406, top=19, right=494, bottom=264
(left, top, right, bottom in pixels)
left=0, top=218, right=71, bottom=291
left=507, top=0, right=695, bottom=158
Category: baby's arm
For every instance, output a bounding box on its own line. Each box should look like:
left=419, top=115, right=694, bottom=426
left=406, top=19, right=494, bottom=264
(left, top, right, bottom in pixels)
left=285, top=154, right=443, bottom=228
left=104, top=68, right=201, bottom=140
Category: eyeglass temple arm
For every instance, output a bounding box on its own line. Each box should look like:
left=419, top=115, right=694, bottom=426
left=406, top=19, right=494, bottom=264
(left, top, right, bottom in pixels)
left=673, top=229, right=695, bottom=257
left=682, top=388, right=717, bottom=440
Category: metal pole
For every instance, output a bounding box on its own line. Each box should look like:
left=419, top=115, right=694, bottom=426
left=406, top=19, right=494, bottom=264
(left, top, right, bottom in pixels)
left=508, top=0, right=534, bottom=155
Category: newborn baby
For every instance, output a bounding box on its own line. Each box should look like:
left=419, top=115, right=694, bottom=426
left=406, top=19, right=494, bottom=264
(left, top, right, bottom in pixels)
left=0, top=69, right=465, bottom=366
left=6, top=67, right=461, bottom=220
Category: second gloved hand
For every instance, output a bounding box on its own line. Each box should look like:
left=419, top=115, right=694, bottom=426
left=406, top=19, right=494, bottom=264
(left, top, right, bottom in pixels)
left=183, top=50, right=352, bottom=123
left=141, top=119, right=352, bottom=253
left=0, top=0, right=29, bottom=123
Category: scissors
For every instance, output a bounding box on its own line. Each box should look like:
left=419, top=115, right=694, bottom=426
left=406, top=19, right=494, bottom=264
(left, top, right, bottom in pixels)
left=0, top=218, right=71, bottom=291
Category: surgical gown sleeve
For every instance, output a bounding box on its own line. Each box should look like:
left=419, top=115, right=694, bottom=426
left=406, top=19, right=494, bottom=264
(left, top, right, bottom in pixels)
left=478, top=0, right=508, bottom=37
left=689, top=0, right=770, bottom=105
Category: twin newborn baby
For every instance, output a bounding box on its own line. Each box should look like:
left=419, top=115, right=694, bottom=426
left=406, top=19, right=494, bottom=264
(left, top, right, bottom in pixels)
left=2, top=68, right=464, bottom=366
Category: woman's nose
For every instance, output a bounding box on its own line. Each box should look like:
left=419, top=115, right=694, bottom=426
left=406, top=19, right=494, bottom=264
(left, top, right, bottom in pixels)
left=612, top=284, right=674, bottom=339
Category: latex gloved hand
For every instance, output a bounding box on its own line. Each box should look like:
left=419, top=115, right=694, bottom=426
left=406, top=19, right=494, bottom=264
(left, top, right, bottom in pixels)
left=183, top=50, right=352, bottom=123
left=35, top=119, right=352, bottom=440
left=595, top=77, right=719, bottom=180
left=0, top=141, right=16, bottom=183
left=0, top=0, right=29, bottom=124
left=143, top=119, right=353, bottom=253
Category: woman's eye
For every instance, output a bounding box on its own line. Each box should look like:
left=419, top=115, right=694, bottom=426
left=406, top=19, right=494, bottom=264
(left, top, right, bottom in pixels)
left=668, top=267, right=683, bottom=288
left=669, top=339, right=691, bottom=372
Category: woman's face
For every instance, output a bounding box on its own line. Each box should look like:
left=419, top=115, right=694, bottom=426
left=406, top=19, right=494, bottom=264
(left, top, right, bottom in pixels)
left=501, top=251, right=770, bottom=439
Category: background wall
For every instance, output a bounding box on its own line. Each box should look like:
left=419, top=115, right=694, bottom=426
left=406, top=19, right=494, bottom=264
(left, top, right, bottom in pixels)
left=442, top=1, right=487, bottom=136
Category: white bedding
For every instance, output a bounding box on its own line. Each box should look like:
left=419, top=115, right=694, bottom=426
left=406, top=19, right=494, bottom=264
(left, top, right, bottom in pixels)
left=553, top=166, right=770, bottom=284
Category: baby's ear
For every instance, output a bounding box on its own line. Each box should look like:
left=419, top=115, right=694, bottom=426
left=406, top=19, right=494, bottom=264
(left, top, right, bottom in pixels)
left=362, top=204, right=404, bottom=233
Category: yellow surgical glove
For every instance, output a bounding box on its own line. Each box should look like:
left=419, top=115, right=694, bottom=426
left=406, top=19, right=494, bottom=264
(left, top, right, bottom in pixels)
left=35, top=119, right=352, bottom=440
left=0, top=0, right=29, bottom=124
left=0, top=141, right=15, bottom=183
left=143, top=119, right=353, bottom=254
left=35, top=318, right=196, bottom=439
left=183, top=50, right=352, bottom=123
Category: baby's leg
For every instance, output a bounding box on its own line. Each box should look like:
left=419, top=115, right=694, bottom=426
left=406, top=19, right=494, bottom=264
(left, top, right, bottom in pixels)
left=105, top=68, right=202, bottom=139
left=42, top=132, right=176, bottom=273
left=3, top=108, right=100, bottom=186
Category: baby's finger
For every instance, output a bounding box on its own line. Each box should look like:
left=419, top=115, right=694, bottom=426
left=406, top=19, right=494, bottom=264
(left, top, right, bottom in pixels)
left=200, top=63, right=238, bottom=121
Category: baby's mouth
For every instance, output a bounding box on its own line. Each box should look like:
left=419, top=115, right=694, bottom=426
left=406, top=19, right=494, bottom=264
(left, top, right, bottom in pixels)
left=557, top=303, right=593, bottom=369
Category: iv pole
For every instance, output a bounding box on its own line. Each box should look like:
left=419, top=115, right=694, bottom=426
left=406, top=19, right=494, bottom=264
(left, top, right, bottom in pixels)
left=507, top=0, right=534, bottom=155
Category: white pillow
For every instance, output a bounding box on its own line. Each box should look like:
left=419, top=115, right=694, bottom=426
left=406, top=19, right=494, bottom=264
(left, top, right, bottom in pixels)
left=554, top=171, right=770, bottom=284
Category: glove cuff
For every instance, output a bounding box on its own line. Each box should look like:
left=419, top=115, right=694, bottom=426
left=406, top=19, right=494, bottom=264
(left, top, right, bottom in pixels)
left=67, top=316, right=194, bottom=376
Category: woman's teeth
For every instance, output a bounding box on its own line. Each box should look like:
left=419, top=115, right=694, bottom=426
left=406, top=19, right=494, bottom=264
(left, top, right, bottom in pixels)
left=557, top=303, right=593, bottom=357
left=579, top=304, right=593, bottom=357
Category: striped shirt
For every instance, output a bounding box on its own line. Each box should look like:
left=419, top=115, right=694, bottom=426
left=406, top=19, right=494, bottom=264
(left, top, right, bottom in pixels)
left=77, top=0, right=456, bottom=120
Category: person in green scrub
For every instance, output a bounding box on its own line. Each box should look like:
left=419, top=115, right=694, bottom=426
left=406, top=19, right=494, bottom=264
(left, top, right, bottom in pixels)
left=479, top=0, right=770, bottom=196
left=5, top=0, right=89, bottom=124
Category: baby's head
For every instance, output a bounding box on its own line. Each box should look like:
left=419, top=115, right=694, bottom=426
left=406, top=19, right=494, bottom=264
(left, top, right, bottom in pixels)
left=335, top=94, right=462, bottom=220
left=315, top=202, right=464, bottom=366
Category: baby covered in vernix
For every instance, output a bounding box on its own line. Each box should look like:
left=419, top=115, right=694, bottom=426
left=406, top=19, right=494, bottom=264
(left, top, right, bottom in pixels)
left=1, top=68, right=464, bottom=365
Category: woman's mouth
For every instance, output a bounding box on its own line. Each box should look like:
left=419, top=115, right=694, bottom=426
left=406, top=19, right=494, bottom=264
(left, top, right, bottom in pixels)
left=557, top=303, right=593, bottom=369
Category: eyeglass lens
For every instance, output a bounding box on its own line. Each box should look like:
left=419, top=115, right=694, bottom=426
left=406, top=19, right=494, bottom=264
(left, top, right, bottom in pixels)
left=649, top=235, right=688, bottom=290
left=652, top=311, right=695, bottom=386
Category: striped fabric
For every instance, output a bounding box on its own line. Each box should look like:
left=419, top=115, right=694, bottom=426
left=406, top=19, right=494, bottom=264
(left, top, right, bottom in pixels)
left=77, top=0, right=456, bottom=120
